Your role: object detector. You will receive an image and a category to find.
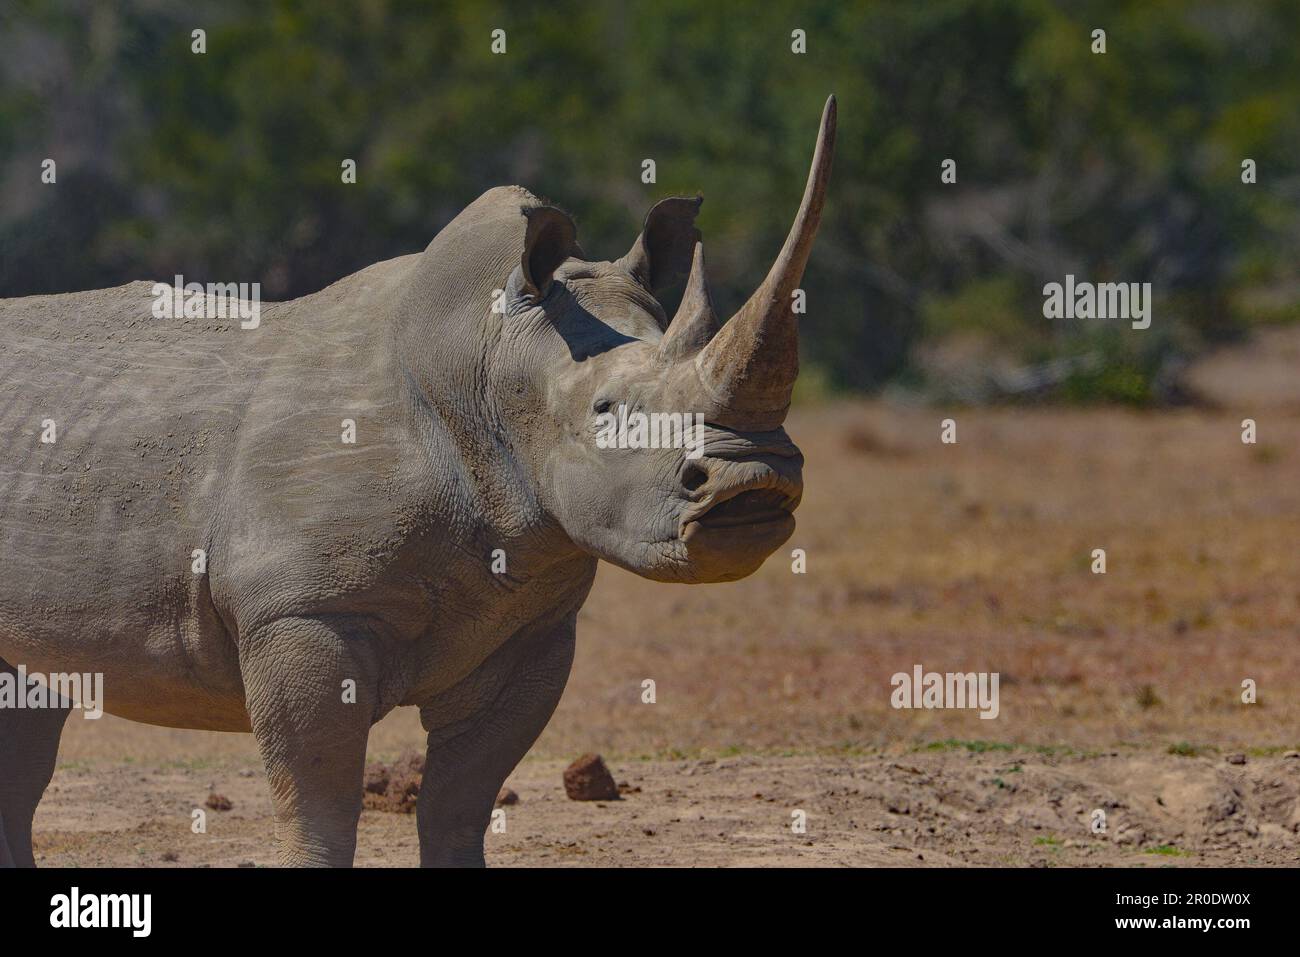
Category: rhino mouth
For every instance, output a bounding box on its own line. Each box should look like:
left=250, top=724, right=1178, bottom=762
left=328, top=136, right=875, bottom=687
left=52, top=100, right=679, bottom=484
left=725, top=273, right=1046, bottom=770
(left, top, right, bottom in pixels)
left=679, top=474, right=801, bottom=538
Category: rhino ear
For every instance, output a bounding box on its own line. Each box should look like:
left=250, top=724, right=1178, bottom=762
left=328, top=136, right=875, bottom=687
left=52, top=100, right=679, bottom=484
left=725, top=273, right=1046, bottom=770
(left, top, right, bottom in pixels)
left=521, top=205, right=577, bottom=299
left=619, top=195, right=703, bottom=297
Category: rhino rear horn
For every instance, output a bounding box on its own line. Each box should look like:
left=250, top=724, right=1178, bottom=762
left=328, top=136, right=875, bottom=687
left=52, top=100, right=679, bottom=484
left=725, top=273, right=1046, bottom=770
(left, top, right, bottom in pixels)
left=656, top=240, right=721, bottom=362
left=521, top=205, right=577, bottom=299
left=695, top=95, right=836, bottom=430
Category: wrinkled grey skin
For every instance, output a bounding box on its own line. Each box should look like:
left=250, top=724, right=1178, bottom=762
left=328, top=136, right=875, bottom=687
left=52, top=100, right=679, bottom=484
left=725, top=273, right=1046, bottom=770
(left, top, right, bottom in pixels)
left=0, top=98, right=835, bottom=867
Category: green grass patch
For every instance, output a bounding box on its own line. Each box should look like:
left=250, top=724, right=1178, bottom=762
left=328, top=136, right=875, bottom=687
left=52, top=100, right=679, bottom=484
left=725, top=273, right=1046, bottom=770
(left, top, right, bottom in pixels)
left=158, top=757, right=219, bottom=771
left=1144, top=845, right=1191, bottom=857
left=921, top=739, right=1015, bottom=754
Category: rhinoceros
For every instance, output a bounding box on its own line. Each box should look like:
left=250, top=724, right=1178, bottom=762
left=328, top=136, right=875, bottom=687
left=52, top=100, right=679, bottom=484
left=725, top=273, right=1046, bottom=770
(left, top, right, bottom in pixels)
left=0, top=97, right=835, bottom=866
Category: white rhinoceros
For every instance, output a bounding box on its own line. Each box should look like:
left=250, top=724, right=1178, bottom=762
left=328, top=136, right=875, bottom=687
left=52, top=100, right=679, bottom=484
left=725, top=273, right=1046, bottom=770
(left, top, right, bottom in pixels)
left=0, top=97, right=835, bottom=866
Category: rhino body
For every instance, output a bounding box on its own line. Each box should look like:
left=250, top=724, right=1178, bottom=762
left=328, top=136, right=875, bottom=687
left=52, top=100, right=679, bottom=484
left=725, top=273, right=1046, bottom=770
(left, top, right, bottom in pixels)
left=0, top=99, right=835, bottom=866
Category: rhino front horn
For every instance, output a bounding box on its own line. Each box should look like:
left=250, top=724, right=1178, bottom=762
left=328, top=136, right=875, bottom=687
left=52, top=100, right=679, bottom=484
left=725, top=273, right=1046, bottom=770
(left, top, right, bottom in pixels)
left=696, top=94, right=836, bottom=431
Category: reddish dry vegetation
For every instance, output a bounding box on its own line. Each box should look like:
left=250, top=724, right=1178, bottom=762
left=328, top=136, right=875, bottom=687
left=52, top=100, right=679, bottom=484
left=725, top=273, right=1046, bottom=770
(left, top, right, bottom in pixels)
left=36, top=390, right=1300, bottom=866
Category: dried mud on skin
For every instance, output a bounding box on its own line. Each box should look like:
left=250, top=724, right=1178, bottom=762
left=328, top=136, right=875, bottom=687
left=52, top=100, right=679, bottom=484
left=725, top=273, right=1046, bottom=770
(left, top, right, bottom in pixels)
left=32, top=750, right=1300, bottom=867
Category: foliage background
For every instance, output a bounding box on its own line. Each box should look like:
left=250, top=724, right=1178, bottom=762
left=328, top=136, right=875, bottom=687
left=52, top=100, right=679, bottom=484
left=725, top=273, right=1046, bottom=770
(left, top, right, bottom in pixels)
left=1, top=0, right=1297, bottom=401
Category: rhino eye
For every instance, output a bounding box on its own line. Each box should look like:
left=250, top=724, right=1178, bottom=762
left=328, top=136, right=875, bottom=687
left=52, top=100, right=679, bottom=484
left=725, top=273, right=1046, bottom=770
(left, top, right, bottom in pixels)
left=593, top=398, right=615, bottom=415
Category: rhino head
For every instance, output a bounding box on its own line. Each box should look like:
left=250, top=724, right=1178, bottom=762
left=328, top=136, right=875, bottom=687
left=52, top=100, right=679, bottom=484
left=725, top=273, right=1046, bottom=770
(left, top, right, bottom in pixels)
left=401, top=97, right=836, bottom=586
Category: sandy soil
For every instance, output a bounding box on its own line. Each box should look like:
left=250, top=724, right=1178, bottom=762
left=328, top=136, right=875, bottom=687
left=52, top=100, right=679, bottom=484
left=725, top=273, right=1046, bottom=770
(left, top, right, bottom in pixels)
left=30, top=393, right=1300, bottom=866
left=33, top=746, right=1300, bottom=867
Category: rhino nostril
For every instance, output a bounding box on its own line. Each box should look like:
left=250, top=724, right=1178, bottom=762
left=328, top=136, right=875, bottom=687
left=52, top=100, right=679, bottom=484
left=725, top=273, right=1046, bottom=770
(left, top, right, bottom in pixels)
left=681, top=463, right=709, bottom=492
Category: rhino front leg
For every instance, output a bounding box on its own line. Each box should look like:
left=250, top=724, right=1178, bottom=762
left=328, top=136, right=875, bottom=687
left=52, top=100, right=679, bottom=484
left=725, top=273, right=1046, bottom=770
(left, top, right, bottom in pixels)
left=417, top=619, right=576, bottom=867
left=240, top=617, right=378, bottom=867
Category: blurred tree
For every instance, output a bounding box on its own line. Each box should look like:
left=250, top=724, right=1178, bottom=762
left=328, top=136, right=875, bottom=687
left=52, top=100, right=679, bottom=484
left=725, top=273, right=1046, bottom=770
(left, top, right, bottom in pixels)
left=1, top=0, right=1296, bottom=398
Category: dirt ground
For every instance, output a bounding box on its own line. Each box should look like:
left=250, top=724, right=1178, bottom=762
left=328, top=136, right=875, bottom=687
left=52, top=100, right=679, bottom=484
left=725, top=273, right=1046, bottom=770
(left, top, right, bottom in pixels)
left=34, top=748, right=1300, bottom=867
left=32, top=384, right=1300, bottom=867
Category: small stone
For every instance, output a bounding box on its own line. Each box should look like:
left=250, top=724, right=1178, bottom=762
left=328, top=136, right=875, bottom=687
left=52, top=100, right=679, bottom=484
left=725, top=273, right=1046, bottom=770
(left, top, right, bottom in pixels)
left=495, top=787, right=519, bottom=807
left=205, top=792, right=233, bottom=812
left=1225, top=752, right=1247, bottom=765
left=563, top=753, right=620, bottom=801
